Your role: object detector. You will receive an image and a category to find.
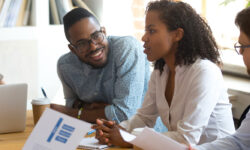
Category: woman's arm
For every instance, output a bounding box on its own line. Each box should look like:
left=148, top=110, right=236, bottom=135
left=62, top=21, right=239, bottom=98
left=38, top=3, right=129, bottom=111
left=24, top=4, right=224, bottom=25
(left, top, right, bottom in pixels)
left=92, top=119, right=133, bottom=148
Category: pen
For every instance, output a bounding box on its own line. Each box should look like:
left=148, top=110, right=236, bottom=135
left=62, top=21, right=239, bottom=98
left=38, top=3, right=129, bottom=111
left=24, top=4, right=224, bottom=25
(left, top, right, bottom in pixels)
left=87, top=129, right=96, bottom=135
left=41, top=87, right=47, bottom=98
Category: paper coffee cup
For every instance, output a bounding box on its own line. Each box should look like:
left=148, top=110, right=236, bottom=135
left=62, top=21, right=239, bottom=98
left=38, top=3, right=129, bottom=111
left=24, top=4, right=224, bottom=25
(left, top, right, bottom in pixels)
left=31, top=98, right=50, bottom=125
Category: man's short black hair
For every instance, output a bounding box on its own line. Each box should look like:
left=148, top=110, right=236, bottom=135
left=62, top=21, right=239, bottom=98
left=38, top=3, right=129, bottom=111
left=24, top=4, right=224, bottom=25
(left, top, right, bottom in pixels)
left=235, top=7, right=250, bottom=39
left=63, top=7, right=100, bottom=42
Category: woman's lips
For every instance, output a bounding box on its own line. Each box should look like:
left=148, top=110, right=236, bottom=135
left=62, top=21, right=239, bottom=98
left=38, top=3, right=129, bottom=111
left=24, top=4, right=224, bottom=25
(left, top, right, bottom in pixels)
left=143, top=45, right=150, bottom=54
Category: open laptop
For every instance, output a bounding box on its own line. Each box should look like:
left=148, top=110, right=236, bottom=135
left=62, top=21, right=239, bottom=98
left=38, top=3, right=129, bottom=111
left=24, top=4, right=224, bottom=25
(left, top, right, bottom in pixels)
left=0, top=83, right=28, bottom=134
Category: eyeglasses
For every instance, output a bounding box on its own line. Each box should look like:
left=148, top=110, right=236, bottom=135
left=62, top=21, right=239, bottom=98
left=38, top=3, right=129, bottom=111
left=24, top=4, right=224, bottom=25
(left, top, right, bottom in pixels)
left=71, top=29, right=104, bottom=53
left=234, top=42, right=250, bottom=55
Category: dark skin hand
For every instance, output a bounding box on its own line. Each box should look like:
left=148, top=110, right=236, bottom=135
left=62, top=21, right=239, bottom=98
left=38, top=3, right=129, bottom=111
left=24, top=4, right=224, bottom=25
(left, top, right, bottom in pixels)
left=92, top=119, right=133, bottom=148
left=50, top=100, right=109, bottom=123
left=72, top=100, right=108, bottom=109
left=50, top=103, right=78, bottom=118
left=92, top=120, right=191, bottom=150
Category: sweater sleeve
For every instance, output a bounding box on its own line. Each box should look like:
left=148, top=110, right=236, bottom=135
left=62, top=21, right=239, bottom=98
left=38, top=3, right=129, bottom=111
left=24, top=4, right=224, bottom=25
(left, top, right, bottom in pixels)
left=104, top=36, right=150, bottom=123
left=57, top=58, right=78, bottom=107
left=196, top=110, right=250, bottom=150
left=120, top=70, right=159, bottom=131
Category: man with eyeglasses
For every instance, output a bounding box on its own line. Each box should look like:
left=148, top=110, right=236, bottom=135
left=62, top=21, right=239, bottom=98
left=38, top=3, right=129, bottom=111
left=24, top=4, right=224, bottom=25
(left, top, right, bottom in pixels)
left=50, top=8, right=152, bottom=126
left=193, top=7, right=250, bottom=150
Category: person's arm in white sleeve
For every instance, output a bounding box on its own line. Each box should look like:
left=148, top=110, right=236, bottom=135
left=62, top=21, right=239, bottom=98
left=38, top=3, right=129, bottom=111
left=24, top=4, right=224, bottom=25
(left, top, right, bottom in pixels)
left=195, top=110, right=250, bottom=150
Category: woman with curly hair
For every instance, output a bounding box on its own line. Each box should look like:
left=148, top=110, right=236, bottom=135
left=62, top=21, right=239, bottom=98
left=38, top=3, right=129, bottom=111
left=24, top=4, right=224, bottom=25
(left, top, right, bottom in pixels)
left=93, top=0, right=235, bottom=147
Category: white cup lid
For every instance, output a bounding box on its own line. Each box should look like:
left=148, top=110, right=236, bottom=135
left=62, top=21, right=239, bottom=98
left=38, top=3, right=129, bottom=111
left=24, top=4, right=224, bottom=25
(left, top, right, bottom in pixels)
left=31, top=98, right=50, bottom=105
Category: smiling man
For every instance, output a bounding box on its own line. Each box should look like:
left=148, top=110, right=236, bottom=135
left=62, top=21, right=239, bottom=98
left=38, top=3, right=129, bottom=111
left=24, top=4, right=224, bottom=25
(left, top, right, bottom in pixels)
left=50, top=8, right=150, bottom=124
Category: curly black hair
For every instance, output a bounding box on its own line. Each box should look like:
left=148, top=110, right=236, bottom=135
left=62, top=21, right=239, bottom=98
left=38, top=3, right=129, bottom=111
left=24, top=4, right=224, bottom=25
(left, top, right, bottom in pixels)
left=235, top=7, right=250, bottom=39
left=146, top=0, right=221, bottom=73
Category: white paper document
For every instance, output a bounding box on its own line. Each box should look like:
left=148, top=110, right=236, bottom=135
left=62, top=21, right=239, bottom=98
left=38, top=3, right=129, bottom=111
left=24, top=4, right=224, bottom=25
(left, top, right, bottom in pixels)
left=23, top=108, right=92, bottom=150
left=120, top=127, right=188, bottom=150
left=78, top=137, right=108, bottom=149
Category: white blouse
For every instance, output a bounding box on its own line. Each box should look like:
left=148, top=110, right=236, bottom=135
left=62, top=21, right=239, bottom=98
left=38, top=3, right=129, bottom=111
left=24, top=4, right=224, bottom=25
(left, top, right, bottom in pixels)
left=120, top=59, right=235, bottom=146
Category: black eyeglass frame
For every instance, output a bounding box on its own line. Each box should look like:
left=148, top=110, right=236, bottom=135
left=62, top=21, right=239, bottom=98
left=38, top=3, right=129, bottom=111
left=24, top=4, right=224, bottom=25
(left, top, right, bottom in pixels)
left=70, top=28, right=105, bottom=53
left=234, top=42, right=250, bottom=55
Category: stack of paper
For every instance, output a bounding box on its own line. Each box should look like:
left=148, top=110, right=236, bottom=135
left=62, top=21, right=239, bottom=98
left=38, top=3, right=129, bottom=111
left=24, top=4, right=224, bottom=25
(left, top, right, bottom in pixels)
left=120, top=127, right=188, bottom=150
left=23, top=108, right=92, bottom=150
left=78, top=137, right=108, bottom=149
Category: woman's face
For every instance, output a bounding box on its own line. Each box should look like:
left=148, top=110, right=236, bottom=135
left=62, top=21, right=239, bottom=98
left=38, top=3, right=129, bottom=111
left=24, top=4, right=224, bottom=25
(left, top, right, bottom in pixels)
left=141, top=10, right=178, bottom=62
left=238, top=31, right=250, bottom=74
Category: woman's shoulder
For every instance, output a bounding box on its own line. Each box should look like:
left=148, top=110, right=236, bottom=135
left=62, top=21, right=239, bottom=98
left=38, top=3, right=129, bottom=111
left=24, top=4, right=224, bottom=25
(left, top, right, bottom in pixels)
left=190, top=59, right=221, bottom=73
left=177, top=59, right=223, bottom=81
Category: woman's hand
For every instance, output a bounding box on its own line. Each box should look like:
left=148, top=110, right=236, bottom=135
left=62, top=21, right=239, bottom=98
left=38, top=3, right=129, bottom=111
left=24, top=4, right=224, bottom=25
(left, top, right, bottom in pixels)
left=92, top=119, right=133, bottom=148
left=104, top=123, right=132, bottom=148
left=92, top=119, right=113, bottom=144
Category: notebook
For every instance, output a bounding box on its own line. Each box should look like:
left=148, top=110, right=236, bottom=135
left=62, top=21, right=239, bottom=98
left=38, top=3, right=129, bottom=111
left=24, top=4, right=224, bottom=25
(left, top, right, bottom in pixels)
left=0, top=83, right=28, bottom=134
left=78, top=137, right=108, bottom=149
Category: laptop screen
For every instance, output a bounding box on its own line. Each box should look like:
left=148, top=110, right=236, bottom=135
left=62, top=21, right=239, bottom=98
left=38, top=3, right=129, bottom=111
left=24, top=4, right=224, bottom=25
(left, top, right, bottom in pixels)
left=0, top=83, right=28, bottom=133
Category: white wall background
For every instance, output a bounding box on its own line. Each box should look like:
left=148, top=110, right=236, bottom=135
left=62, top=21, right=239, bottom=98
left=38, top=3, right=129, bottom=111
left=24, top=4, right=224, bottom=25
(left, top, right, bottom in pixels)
left=102, top=0, right=134, bottom=36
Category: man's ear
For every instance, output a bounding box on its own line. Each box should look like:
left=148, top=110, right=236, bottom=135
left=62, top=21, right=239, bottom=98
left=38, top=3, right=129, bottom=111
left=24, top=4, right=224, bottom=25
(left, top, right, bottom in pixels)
left=101, top=27, right=107, bottom=36
left=174, top=28, right=184, bottom=42
left=68, top=44, right=76, bottom=54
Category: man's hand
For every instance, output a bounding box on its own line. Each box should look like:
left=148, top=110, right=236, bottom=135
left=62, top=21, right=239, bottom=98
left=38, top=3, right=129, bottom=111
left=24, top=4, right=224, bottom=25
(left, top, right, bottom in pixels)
left=73, top=100, right=108, bottom=109
left=50, top=103, right=78, bottom=118
left=87, top=102, right=109, bottom=109
left=92, top=119, right=132, bottom=148
left=52, top=99, right=109, bottom=123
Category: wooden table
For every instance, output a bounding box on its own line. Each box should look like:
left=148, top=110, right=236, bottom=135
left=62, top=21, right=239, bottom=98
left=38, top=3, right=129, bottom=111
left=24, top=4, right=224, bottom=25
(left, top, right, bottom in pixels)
left=0, top=111, right=132, bottom=150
